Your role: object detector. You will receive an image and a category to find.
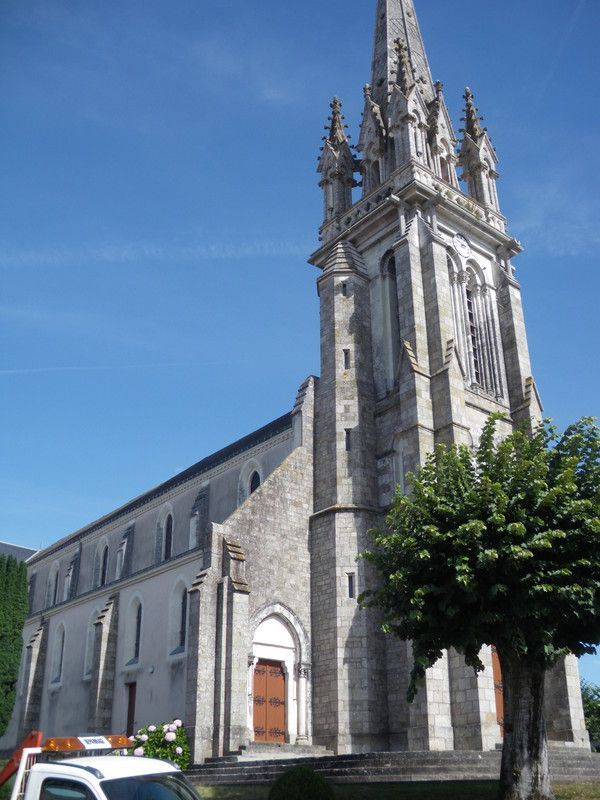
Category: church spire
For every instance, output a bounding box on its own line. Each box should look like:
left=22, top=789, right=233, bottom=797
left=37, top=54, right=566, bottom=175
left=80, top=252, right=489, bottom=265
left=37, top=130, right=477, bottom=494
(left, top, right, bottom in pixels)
left=459, top=87, right=501, bottom=212
left=370, top=0, right=435, bottom=110
left=461, top=87, right=485, bottom=141
left=317, top=97, right=356, bottom=228
left=326, top=96, right=349, bottom=147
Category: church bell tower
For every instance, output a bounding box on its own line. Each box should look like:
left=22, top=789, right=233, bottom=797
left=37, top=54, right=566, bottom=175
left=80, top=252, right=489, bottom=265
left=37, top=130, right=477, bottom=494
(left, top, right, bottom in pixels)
left=309, top=0, right=589, bottom=755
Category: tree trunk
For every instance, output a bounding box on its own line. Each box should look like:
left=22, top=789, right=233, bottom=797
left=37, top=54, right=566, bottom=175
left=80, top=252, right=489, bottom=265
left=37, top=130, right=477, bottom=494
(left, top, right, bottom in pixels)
left=498, top=652, right=553, bottom=800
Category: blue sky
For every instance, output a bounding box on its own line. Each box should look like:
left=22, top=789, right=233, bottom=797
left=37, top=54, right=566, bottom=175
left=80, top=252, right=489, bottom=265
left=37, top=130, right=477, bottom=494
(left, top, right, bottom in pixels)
left=1, top=0, right=598, bottom=681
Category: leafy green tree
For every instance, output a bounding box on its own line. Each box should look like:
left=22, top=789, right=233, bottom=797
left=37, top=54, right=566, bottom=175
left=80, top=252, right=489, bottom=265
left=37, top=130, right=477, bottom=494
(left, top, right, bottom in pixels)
left=362, top=417, right=600, bottom=800
left=581, top=680, right=600, bottom=749
left=0, top=555, right=29, bottom=736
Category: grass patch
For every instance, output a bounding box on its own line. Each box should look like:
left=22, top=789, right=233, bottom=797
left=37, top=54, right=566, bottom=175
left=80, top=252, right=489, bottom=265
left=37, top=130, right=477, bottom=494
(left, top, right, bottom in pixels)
left=193, top=783, right=600, bottom=800
left=0, top=762, right=13, bottom=800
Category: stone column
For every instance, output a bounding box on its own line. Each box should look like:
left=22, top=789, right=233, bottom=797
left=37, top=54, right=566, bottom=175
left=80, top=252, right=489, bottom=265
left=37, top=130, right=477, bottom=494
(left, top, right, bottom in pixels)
left=449, top=646, right=500, bottom=751
left=544, top=655, right=591, bottom=750
left=407, top=649, right=454, bottom=751
left=296, top=664, right=309, bottom=743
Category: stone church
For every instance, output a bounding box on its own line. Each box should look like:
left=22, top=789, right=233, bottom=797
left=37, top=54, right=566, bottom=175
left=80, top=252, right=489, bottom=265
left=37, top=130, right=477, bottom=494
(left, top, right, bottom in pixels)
left=2, top=0, right=590, bottom=762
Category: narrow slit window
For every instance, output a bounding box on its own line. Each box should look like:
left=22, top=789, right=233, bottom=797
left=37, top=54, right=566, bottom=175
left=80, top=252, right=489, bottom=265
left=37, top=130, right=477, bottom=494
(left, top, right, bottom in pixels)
left=134, top=603, right=142, bottom=661
left=341, top=282, right=348, bottom=297
left=164, top=515, right=173, bottom=560
left=348, top=573, right=356, bottom=599
left=179, top=588, right=188, bottom=650
left=100, top=546, right=109, bottom=587
left=343, top=349, right=351, bottom=370
left=345, top=429, right=352, bottom=452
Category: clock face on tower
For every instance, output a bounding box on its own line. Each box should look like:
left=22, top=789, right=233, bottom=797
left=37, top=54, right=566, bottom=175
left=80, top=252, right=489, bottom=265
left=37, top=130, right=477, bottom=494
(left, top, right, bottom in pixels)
left=453, top=234, right=472, bottom=258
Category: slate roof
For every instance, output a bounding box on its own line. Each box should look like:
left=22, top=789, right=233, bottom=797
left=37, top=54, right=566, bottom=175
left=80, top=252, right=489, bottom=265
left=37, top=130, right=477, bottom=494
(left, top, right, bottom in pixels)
left=0, top=541, right=37, bottom=561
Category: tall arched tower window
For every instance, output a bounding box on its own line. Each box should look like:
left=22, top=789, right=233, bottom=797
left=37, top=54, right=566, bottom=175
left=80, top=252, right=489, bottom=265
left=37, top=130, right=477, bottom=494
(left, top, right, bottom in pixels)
left=448, top=254, right=504, bottom=398
left=381, top=251, right=400, bottom=390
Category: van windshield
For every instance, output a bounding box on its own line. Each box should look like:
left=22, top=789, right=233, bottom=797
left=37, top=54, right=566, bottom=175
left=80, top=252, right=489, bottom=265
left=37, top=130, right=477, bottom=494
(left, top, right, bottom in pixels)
left=101, top=773, right=201, bottom=800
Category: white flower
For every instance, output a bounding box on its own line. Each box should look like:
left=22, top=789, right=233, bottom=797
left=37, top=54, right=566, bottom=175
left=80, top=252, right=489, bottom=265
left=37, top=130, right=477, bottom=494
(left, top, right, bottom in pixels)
left=165, top=732, right=176, bottom=742
left=133, top=747, right=144, bottom=757
left=140, top=734, right=148, bottom=742
left=175, top=747, right=183, bottom=755
left=168, top=724, right=177, bottom=733
left=173, top=719, right=183, bottom=728
left=148, top=725, right=157, bottom=732
left=128, top=736, right=135, bottom=742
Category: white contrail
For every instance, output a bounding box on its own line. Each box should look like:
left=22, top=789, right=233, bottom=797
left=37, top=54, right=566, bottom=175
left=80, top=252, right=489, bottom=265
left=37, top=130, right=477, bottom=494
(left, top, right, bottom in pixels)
left=0, top=362, right=218, bottom=376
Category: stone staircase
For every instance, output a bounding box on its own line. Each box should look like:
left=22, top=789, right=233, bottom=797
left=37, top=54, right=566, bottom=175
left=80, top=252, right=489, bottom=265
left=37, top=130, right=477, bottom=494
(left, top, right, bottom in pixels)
left=187, top=748, right=600, bottom=786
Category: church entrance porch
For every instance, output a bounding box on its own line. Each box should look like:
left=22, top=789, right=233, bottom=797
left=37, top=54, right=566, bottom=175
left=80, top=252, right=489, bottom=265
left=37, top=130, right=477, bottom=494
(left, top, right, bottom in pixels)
left=253, top=660, right=286, bottom=743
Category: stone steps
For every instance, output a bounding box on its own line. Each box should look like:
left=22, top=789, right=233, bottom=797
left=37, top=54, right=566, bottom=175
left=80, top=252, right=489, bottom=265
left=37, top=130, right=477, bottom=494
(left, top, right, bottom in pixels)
left=187, top=749, right=600, bottom=786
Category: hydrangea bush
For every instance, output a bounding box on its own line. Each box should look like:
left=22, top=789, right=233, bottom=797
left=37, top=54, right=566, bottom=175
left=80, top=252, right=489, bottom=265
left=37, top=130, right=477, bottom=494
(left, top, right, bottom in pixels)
left=128, top=719, right=191, bottom=770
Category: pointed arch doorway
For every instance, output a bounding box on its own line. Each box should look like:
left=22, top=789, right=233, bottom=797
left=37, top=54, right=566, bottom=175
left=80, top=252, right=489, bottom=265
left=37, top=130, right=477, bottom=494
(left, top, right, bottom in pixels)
left=248, top=613, right=309, bottom=745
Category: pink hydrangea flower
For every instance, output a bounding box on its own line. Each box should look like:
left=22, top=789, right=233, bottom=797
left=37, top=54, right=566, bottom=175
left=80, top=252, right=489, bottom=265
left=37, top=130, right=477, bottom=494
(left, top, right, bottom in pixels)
left=128, top=736, right=135, bottom=742
left=148, top=725, right=156, bottom=732
left=168, top=724, right=177, bottom=733
left=163, top=724, right=169, bottom=732
left=134, top=747, right=144, bottom=757
left=175, top=747, right=183, bottom=755
left=173, top=720, right=183, bottom=728
left=139, top=734, right=148, bottom=742
left=165, top=732, right=176, bottom=742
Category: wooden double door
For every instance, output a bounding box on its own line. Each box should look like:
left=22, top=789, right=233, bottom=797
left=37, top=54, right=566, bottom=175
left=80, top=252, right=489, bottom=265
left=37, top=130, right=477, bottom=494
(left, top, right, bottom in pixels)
left=253, top=659, right=286, bottom=743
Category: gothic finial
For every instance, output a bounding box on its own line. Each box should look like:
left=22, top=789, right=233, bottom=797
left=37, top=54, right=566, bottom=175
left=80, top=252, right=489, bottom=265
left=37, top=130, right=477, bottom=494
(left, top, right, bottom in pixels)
left=393, top=38, right=415, bottom=96
left=461, top=87, right=485, bottom=140
left=364, top=84, right=373, bottom=101
left=427, top=81, right=444, bottom=143
left=326, top=96, right=349, bottom=147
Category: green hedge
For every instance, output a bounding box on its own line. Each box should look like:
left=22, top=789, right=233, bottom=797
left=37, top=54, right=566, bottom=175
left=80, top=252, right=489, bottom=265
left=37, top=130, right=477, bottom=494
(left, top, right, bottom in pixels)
left=0, top=556, right=28, bottom=737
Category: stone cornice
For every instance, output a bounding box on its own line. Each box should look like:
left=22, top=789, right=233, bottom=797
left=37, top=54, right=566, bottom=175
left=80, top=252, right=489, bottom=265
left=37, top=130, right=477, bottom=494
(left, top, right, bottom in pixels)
left=312, top=162, right=517, bottom=264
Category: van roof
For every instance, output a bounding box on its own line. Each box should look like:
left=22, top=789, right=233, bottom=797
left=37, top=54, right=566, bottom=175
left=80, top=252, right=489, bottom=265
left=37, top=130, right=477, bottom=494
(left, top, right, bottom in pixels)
left=36, top=757, right=178, bottom=781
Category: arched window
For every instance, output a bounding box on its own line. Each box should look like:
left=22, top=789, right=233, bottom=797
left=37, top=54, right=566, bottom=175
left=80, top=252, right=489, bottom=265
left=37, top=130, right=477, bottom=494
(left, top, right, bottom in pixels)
left=249, top=471, right=261, bottom=495
left=448, top=254, right=504, bottom=398
left=484, top=159, right=499, bottom=210
left=179, top=588, right=188, bottom=649
left=100, top=545, right=109, bottom=587
left=439, top=139, right=454, bottom=185
left=133, top=601, right=142, bottom=661
left=62, top=566, right=72, bottom=602
left=381, top=252, right=400, bottom=390
left=164, top=515, right=173, bottom=560
left=466, top=286, right=482, bottom=385
left=51, top=625, right=65, bottom=684
left=46, top=563, right=60, bottom=608
left=168, top=581, right=188, bottom=655
left=115, top=546, right=125, bottom=580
